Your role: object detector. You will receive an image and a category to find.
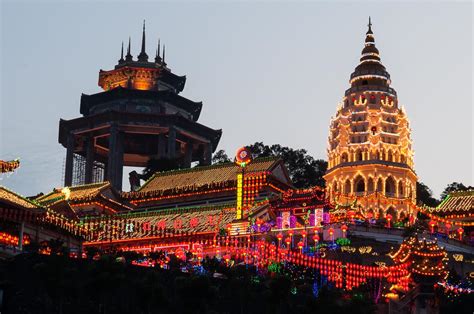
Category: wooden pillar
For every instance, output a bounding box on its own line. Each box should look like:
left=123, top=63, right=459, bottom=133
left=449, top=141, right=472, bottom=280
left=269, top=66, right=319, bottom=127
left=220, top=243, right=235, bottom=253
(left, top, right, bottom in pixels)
left=157, top=133, right=166, bottom=158
left=84, top=136, right=95, bottom=184
left=64, top=133, right=75, bottom=186
left=167, top=127, right=176, bottom=159
left=107, top=124, right=124, bottom=190
left=184, top=141, right=193, bottom=168
left=18, top=221, right=24, bottom=251
left=203, top=142, right=213, bottom=166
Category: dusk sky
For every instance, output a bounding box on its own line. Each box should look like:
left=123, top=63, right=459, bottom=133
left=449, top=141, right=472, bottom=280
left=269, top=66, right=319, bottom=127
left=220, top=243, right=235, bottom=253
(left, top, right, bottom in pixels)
left=1, top=1, right=472, bottom=198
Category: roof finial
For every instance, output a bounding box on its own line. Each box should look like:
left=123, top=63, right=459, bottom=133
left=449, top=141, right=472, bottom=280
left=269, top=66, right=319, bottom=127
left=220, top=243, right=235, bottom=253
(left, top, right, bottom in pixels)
left=125, top=37, right=133, bottom=61
left=162, top=44, right=167, bottom=66
left=367, top=16, right=373, bottom=34
left=154, top=38, right=162, bottom=63
left=138, top=20, right=149, bottom=62
left=118, top=41, right=124, bottom=63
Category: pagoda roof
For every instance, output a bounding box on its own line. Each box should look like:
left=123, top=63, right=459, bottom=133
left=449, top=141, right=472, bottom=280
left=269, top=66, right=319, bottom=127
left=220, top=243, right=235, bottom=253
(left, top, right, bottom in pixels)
left=135, top=157, right=288, bottom=195
left=429, top=190, right=474, bottom=217
left=37, top=182, right=111, bottom=206
left=59, top=111, right=222, bottom=151
left=0, top=186, right=44, bottom=211
left=37, top=182, right=132, bottom=215
left=80, top=87, right=202, bottom=121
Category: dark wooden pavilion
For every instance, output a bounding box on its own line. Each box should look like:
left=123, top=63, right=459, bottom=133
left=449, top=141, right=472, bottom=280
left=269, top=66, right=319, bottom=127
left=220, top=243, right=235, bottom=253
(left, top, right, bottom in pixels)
left=59, top=22, right=222, bottom=190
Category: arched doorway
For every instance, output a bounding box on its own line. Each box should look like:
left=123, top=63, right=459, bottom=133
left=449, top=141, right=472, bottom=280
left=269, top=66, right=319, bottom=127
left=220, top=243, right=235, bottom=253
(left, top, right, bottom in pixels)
left=354, top=175, right=365, bottom=195
left=376, top=178, right=383, bottom=192
left=385, top=177, right=396, bottom=197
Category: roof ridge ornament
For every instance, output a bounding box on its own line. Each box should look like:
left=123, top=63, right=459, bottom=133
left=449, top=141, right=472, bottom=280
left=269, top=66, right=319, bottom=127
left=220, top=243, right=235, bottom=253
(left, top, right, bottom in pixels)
left=155, top=38, right=162, bottom=63
left=125, top=37, right=133, bottom=61
left=138, top=20, right=149, bottom=62
left=118, top=41, right=125, bottom=64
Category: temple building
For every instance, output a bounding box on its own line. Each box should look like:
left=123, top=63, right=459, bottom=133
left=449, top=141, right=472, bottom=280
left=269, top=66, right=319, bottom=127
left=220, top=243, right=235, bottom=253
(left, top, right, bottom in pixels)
left=58, top=22, right=222, bottom=191
left=324, top=19, right=417, bottom=221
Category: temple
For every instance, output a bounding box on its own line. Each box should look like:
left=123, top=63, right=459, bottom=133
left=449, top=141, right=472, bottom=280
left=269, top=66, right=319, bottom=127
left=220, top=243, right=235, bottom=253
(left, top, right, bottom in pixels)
left=58, top=22, right=222, bottom=190
left=324, top=18, right=417, bottom=221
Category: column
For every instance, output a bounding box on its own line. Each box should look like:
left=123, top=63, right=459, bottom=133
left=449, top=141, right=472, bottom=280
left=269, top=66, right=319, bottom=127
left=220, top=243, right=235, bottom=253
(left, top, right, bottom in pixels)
left=107, top=124, right=124, bottom=190
left=84, top=136, right=95, bottom=184
left=184, top=141, right=193, bottom=168
left=157, top=133, right=166, bottom=158
left=203, top=142, right=213, bottom=166
left=167, top=127, right=176, bottom=159
left=18, top=221, right=25, bottom=251
left=64, top=132, right=75, bottom=186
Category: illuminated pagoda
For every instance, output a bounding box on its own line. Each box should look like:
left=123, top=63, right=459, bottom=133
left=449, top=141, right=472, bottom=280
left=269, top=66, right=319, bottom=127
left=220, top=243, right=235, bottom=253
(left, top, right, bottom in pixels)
left=58, top=22, right=222, bottom=190
left=324, top=18, right=417, bottom=221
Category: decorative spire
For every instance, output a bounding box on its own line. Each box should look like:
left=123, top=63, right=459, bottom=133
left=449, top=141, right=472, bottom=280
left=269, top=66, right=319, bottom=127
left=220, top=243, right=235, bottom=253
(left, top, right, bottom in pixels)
left=125, top=37, right=133, bottom=61
left=162, top=44, right=167, bottom=66
left=367, top=16, right=373, bottom=34
left=118, top=41, right=125, bottom=63
left=137, top=20, right=149, bottom=62
left=154, top=38, right=162, bottom=63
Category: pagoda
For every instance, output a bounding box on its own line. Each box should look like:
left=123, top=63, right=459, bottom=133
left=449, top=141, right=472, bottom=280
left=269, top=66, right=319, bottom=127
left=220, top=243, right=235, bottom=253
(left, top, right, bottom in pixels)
left=324, top=18, right=417, bottom=221
left=58, top=22, right=222, bottom=190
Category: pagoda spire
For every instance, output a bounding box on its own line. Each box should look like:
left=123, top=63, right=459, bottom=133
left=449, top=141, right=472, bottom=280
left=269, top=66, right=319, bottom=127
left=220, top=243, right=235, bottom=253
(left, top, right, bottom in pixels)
left=367, top=16, right=373, bottom=34
left=125, top=37, right=133, bottom=61
left=137, top=20, right=149, bottom=62
left=118, top=41, right=125, bottom=64
left=154, top=38, right=162, bottom=63
left=162, top=44, right=167, bottom=66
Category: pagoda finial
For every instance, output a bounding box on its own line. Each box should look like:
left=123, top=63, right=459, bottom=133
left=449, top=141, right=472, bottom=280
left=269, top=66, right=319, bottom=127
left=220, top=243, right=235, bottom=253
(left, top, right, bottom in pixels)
left=138, top=20, right=149, bottom=62
left=162, top=44, right=167, bottom=66
left=125, top=37, right=133, bottom=61
left=118, top=41, right=125, bottom=63
left=367, top=16, right=373, bottom=34
left=154, top=38, right=162, bottom=63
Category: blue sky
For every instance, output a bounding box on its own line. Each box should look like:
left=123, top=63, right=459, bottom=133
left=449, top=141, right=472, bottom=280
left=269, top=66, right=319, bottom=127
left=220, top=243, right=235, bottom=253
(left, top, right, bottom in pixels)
left=1, top=1, right=472, bottom=198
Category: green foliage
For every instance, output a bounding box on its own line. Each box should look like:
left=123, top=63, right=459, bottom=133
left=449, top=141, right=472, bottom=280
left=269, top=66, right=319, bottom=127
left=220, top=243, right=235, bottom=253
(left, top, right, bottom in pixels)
left=416, top=181, right=439, bottom=207
left=440, top=182, right=473, bottom=201
left=247, top=142, right=327, bottom=188
left=211, top=149, right=231, bottom=164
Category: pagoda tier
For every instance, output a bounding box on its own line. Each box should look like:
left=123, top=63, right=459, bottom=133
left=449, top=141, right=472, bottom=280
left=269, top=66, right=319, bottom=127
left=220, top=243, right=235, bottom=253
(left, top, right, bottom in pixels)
left=58, top=23, right=221, bottom=191
left=324, top=19, right=417, bottom=221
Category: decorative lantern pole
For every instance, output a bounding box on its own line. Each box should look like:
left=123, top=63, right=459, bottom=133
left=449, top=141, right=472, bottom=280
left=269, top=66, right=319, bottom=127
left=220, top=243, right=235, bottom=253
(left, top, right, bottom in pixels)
left=235, top=147, right=252, bottom=220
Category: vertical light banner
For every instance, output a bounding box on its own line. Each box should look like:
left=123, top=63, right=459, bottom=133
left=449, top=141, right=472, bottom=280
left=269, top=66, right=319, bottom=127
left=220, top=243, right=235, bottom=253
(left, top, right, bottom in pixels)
left=236, top=173, right=243, bottom=219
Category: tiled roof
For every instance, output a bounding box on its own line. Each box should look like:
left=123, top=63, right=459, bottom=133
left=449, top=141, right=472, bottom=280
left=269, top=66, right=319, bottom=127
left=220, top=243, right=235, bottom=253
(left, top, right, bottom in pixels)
left=0, top=186, right=43, bottom=210
left=431, top=190, right=474, bottom=216
left=37, top=182, right=110, bottom=205
left=89, top=204, right=236, bottom=242
left=137, top=157, right=280, bottom=194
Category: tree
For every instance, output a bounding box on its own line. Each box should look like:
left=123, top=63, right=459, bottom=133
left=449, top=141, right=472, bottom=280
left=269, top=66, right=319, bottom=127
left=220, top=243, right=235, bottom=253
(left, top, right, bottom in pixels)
left=440, top=182, right=473, bottom=201
left=246, top=142, right=328, bottom=188
left=211, top=149, right=231, bottom=164
left=416, top=182, right=439, bottom=207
